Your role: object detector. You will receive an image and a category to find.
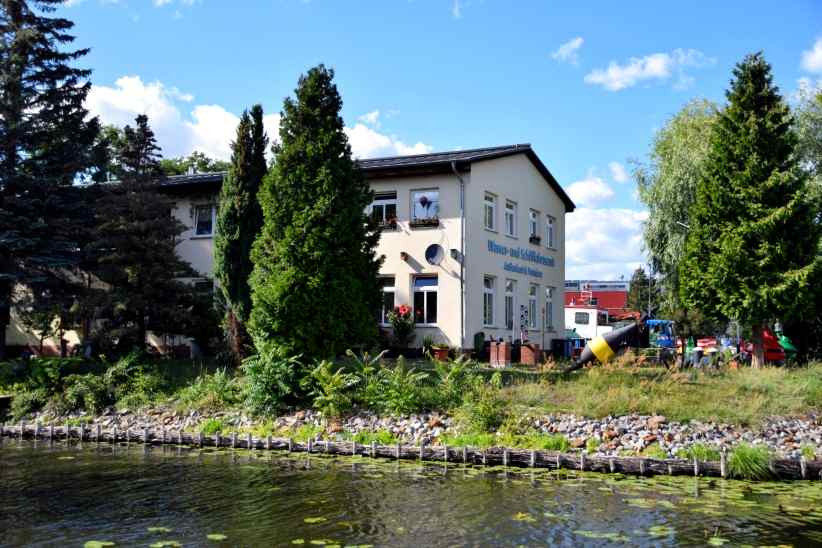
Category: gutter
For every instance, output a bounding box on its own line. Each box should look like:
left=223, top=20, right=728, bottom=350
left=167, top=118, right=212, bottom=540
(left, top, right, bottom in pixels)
left=450, top=160, right=466, bottom=352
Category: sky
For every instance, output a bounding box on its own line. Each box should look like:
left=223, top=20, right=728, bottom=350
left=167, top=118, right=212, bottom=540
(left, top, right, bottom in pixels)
left=63, top=0, right=822, bottom=281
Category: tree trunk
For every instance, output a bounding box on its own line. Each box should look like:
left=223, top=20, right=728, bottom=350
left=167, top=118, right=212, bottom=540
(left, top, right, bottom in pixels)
left=751, top=323, right=765, bottom=369
left=226, top=309, right=248, bottom=364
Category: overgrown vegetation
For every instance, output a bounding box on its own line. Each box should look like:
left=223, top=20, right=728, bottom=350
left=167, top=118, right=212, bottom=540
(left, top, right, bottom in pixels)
left=728, top=444, right=773, bottom=480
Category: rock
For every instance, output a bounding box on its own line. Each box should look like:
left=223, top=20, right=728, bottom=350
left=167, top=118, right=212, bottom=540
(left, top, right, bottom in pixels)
left=571, top=437, right=587, bottom=449
left=647, top=415, right=667, bottom=430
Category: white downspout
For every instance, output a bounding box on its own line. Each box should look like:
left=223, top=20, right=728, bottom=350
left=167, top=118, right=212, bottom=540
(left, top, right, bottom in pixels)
left=451, top=160, right=466, bottom=352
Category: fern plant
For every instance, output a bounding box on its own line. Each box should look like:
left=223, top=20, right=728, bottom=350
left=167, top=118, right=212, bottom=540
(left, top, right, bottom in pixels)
left=378, top=357, right=428, bottom=415
left=305, top=360, right=359, bottom=417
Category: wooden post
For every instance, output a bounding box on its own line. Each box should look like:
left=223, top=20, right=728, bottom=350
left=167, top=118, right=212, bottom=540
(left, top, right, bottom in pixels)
left=667, top=463, right=673, bottom=476
left=420, top=440, right=425, bottom=461
left=306, top=438, right=312, bottom=453
left=113, top=426, right=118, bottom=444
left=556, top=453, right=560, bottom=470
left=266, top=435, right=271, bottom=450
left=231, top=432, right=237, bottom=449
left=64, top=421, right=70, bottom=441
left=693, top=456, right=699, bottom=477
left=161, top=428, right=167, bottom=444
left=288, top=438, right=294, bottom=452
left=462, top=446, right=467, bottom=464
left=530, top=450, right=536, bottom=468
left=177, top=430, right=182, bottom=445
left=325, top=440, right=330, bottom=454
left=720, top=449, right=727, bottom=478
left=143, top=427, right=149, bottom=445
left=125, top=428, right=129, bottom=444
left=198, top=431, right=204, bottom=447
left=96, top=424, right=102, bottom=442
left=370, top=441, right=376, bottom=458
left=49, top=424, right=55, bottom=442
left=443, top=445, right=449, bottom=463
left=609, top=457, right=615, bottom=473
left=580, top=452, right=585, bottom=471
left=214, top=431, right=220, bottom=448
left=482, top=450, right=487, bottom=466
left=800, top=456, right=807, bottom=480
left=503, top=448, right=509, bottom=467
left=34, top=422, right=40, bottom=439
left=396, top=442, right=401, bottom=460
left=351, top=440, right=356, bottom=456
left=20, top=421, right=24, bottom=440
left=247, top=433, right=252, bottom=450
left=639, top=458, right=645, bottom=476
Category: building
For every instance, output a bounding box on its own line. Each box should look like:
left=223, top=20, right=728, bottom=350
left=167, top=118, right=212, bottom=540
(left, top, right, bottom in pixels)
left=6, top=144, right=573, bottom=355
left=564, top=280, right=631, bottom=318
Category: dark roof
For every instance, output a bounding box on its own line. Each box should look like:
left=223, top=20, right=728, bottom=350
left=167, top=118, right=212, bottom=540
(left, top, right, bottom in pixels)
left=159, top=144, right=575, bottom=212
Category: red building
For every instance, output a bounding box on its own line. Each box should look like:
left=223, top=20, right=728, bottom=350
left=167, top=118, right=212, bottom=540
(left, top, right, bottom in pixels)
left=564, top=280, right=632, bottom=319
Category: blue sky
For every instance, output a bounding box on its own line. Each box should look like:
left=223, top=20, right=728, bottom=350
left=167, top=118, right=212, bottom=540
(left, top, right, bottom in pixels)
left=65, top=0, right=822, bottom=280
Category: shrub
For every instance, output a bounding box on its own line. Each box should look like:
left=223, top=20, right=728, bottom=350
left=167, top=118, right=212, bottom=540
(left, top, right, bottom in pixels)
left=49, top=373, right=112, bottom=415
left=291, top=423, right=323, bottom=442
left=242, top=343, right=303, bottom=416
left=199, top=417, right=227, bottom=435
left=10, top=388, right=48, bottom=420
left=351, top=429, right=397, bottom=445
left=176, top=369, right=242, bottom=412
left=728, top=443, right=772, bottom=480
left=346, top=349, right=386, bottom=409
left=454, top=380, right=507, bottom=433
left=303, top=360, right=359, bottom=417
left=377, top=357, right=428, bottom=415
left=429, top=355, right=479, bottom=409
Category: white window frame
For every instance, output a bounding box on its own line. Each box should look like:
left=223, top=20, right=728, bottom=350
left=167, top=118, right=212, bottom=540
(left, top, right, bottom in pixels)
left=504, top=279, right=516, bottom=330
left=504, top=200, right=517, bottom=237
left=369, top=192, right=398, bottom=228
left=484, top=192, right=497, bottom=231
left=483, top=275, right=495, bottom=327
left=528, top=209, right=539, bottom=239
left=413, top=275, right=438, bottom=326
left=545, top=286, right=555, bottom=331
left=378, top=276, right=396, bottom=325
left=528, top=283, right=539, bottom=329
left=194, top=204, right=216, bottom=237
left=411, top=188, right=440, bottom=223
left=546, top=215, right=556, bottom=249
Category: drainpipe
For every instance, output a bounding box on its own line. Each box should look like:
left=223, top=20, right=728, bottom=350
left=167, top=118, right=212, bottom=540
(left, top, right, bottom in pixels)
left=451, top=160, right=466, bottom=353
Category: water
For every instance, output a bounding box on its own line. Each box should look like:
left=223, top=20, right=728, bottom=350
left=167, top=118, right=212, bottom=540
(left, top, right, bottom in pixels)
left=1, top=441, right=821, bottom=547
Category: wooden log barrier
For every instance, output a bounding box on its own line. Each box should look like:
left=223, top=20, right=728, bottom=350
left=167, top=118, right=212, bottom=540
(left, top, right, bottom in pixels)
left=2, top=424, right=820, bottom=481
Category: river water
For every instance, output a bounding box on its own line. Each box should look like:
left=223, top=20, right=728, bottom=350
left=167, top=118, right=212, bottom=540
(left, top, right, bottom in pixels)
left=1, top=441, right=821, bottom=547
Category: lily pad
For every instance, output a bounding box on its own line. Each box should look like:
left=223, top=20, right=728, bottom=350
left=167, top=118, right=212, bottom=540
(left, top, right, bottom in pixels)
left=707, top=537, right=729, bottom=546
left=58, top=456, right=75, bottom=461
left=148, top=527, right=173, bottom=534
left=149, top=542, right=182, bottom=548
left=512, top=512, right=537, bottom=522
left=647, top=525, right=674, bottom=537
left=291, top=540, right=305, bottom=545
left=207, top=534, right=228, bottom=541
left=304, top=517, right=328, bottom=524
left=84, top=542, right=115, bottom=548
left=575, top=530, right=629, bottom=541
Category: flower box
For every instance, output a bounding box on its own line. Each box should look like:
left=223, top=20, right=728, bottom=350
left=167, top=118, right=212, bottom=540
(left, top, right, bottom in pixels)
left=529, top=235, right=542, bottom=245
left=410, top=217, right=439, bottom=228
left=378, top=219, right=397, bottom=231
left=431, top=346, right=450, bottom=361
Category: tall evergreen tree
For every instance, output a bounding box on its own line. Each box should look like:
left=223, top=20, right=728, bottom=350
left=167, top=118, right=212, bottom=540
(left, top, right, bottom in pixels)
left=214, top=105, right=267, bottom=361
left=680, top=53, right=821, bottom=367
left=250, top=65, right=382, bottom=357
left=626, top=267, right=661, bottom=314
left=0, top=0, right=102, bottom=357
left=91, top=115, right=194, bottom=350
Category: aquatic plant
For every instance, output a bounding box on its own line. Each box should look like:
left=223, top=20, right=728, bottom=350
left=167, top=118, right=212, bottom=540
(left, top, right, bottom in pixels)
left=727, top=443, right=772, bottom=480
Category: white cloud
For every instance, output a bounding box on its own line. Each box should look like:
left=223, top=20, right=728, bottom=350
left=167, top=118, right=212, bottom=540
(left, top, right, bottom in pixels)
left=87, top=75, right=429, bottom=161
left=552, top=37, right=584, bottom=65
left=345, top=124, right=432, bottom=158
left=584, top=48, right=715, bottom=91
left=801, top=37, right=822, bottom=74
left=608, top=161, right=629, bottom=183
left=565, top=176, right=614, bottom=207
left=565, top=207, right=648, bottom=280
left=358, top=109, right=380, bottom=127
left=452, top=0, right=462, bottom=19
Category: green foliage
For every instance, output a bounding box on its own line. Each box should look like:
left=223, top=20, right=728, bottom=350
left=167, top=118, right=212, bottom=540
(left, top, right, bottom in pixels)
left=303, top=360, right=359, bottom=417
left=215, top=106, right=267, bottom=362
left=159, top=151, right=230, bottom=176
left=10, top=388, right=48, bottom=420
left=175, top=369, right=242, bottom=412
left=641, top=442, right=668, bottom=459
left=626, top=267, right=662, bottom=314
left=680, top=54, right=821, bottom=365
left=350, top=429, right=397, bottom=445
left=586, top=437, right=600, bottom=455
left=675, top=443, right=721, bottom=462
left=387, top=306, right=415, bottom=348
left=377, top=357, right=428, bottom=415
left=291, top=423, right=323, bottom=442
left=455, top=379, right=508, bottom=433
left=241, top=343, right=303, bottom=416
left=250, top=65, right=383, bottom=358
left=199, top=418, right=227, bottom=436
left=728, top=443, right=772, bottom=480
left=51, top=374, right=112, bottom=416
left=515, top=431, right=570, bottom=452
left=429, top=355, right=479, bottom=409
left=634, top=99, right=718, bottom=309
left=440, top=431, right=497, bottom=448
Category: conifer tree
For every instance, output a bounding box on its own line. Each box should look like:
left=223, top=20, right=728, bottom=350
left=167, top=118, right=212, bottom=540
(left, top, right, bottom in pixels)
left=214, top=105, right=267, bottom=361
left=91, top=115, right=194, bottom=350
left=250, top=65, right=382, bottom=357
left=0, top=0, right=103, bottom=357
left=680, top=53, right=821, bottom=367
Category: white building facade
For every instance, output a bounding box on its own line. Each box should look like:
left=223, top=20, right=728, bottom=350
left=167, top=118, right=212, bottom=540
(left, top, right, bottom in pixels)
left=161, top=144, right=575, bottom=352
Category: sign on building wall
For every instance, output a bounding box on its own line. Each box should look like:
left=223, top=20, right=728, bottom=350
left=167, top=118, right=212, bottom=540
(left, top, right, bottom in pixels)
left=487, top=239, right=554, bottom=278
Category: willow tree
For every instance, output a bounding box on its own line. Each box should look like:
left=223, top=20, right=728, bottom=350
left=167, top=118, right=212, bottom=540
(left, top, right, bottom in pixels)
left=680, top=53, right=821, bottom=367
left=214, top=105, right=267, bottom=361
left=250, top=65, right=382, bottom=357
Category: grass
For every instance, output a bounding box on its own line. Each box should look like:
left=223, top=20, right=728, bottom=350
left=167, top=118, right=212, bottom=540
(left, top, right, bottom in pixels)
left=348, top=429, right=398, bottom=445
left=501, top=362, right=822, bottom=426
left=199, top=418, right=227, bottom=435
left=801, top=444, right=817, bottom=460
left=728, top=443, right=772, bottom=480
left=640, top=442, right=668, bottom=459
left=675, top=443, right=721, bottom=461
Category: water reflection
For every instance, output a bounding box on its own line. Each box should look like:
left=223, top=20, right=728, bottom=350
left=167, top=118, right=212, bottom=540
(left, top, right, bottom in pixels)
left=0, top=440, right=820, bottom=547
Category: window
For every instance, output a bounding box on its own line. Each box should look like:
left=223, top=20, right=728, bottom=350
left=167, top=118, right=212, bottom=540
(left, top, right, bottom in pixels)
left=370, top=192, right=397, bottom=229
left=504, top=279, right=516, bottom=330
left=528, top=284, right=539, bottom=329
left=574, top=311, right=590, bottom=325
left=528, top=209, right=540, bottom=242
left=194, top=205, right=215, bottom=236
left=484, top=193, right=497, bottom=231
left=378, top=277, right=395, bottom=324
left=546, top=215, right=556, bottom=248
left=413, top=275, right=438, bottom=325
left=411, top=189, right=439, bottom=226
left=504, top=200, right=517, bottom=237
left=483, top=276, right=495, bottom=327
left=545, top=286, right=555, bottom=330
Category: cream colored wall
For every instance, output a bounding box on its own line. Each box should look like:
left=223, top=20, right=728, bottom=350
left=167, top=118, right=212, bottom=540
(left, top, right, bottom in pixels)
left=464, top=154, right=566, bottom=350
left=171, top=194, right=219, bottom=278
left=371, top=174, right=464, bottom=348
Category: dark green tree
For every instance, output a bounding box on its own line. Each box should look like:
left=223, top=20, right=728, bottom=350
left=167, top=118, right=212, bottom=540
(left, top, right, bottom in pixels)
left=626, top=267, right=661, bottom=314
left=214, top=105, right=267, bottom=361
left=90, top=115, right=195, bottom=350
left=250, top=65, right=383, bottom=357
left=680, top=53, right=822, bottom=367
left=160, top=151, right=231, bottom=176
left=0, top=0, right=102, bottom=357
